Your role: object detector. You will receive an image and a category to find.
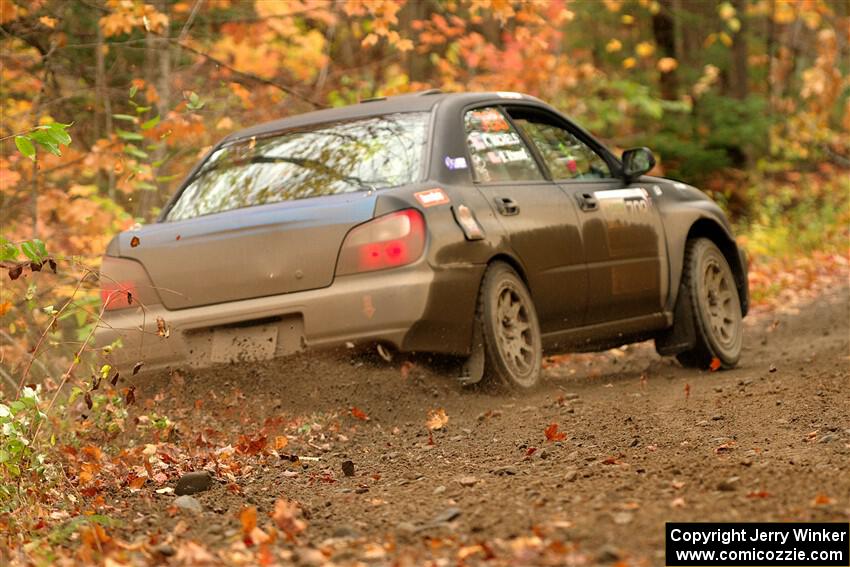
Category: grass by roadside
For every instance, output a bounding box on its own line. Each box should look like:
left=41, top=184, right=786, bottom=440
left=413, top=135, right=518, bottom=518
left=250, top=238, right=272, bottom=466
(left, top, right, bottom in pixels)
left=732, top=170, right=849, bottom=310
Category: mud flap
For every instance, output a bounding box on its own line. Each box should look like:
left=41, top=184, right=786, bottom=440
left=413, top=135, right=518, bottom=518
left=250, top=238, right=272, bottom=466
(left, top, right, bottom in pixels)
left=459, top=319, right=485, bottom=385
left=655, top=282, right=697, bottom=356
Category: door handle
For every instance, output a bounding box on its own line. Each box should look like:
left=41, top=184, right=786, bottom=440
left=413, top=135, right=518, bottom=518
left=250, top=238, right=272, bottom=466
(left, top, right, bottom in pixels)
left=494, top=197, right=520, bottom=216
left=576, top=192, right=598, bottom=212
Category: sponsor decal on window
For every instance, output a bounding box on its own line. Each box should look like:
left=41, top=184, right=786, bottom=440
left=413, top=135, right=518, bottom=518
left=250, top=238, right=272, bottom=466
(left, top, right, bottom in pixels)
left=444, top=156, right=468, bottom=170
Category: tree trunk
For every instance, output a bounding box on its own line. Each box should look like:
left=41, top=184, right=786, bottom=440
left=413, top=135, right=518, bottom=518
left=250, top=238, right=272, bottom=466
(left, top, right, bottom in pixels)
left=730, top=0, right=748, bottom=100
left=95, top=20, right=116, bottom=199
left=652, top=0, right=679, bottom=100
left=400, top=0, right=430, bottom=84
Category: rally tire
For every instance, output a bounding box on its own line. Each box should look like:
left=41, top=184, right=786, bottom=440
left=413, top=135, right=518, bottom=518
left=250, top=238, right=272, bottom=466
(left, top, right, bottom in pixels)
left=676, top=238, right=743, bottom=369
left=475, top=262, right=542, bottom=389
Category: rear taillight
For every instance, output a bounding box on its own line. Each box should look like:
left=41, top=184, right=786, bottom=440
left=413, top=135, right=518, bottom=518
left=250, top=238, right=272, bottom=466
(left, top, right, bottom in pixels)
left=100, top=281, right=137, bottom=310
left=336, top=209, right=426, bottom=275
left=99, top=256, right=147, bottom=311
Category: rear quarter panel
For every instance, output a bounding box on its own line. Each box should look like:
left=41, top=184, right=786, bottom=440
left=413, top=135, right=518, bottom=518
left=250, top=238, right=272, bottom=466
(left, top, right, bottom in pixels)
left=372, top=181, right=507, bottom=355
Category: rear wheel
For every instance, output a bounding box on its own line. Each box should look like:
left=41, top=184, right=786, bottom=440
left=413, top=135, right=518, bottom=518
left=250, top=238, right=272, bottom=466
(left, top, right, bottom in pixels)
left=474, top=262, right=542, bottom=389
left=677, top=238, right=743, bottom=368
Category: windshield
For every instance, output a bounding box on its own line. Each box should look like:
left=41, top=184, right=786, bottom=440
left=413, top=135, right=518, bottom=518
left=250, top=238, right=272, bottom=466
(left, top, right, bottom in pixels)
left=166, top=112, right=429, bottom=220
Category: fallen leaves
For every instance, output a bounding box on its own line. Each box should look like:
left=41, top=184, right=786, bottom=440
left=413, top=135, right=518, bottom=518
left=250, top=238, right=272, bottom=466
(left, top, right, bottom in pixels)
left=544, top=423, right=566, bottom=442
left=350, top=407, right=370, bottom=421
left=747, top=490, right=771, bottom=499
left=812, top=494, right=835, bottom=506
left=272, top=498, right=307, bottom=540
left=709, top=357, right=721, bottom=371
left=240, top=506, right=257, bottom=535
left=426, top=408, right=449, bottom=430
left=670, top=497, right=687, bottom=508
left=130, top=236, right=140, bottom=247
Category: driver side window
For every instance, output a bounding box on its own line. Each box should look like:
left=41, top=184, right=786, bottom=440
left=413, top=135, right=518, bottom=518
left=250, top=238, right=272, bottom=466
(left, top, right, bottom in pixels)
left=511, top=116, right=611, bottom=181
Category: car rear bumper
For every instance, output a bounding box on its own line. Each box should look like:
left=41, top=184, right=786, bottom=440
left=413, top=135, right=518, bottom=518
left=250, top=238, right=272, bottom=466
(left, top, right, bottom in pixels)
left=95, top=264, right=445, bottom=371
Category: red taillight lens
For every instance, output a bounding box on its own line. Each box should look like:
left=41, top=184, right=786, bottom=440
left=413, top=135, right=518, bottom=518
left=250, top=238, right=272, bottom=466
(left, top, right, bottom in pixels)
left=336, top=209, right=426, bottom=275
left=99, top=256, right=148, bottom=311
left=100, top=282, right=138, bottom=311
left=100, top=281, right=138, bottom=310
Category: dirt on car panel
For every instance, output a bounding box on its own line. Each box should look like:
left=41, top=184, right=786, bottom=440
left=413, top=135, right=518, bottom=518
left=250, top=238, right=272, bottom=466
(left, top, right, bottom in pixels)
left=116, top=287, right=849, bottom=563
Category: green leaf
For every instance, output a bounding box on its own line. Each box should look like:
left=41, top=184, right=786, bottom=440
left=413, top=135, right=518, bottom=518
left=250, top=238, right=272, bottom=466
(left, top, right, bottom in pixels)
left=21, top=239, right=47, bottom=262
left=140, top=115, right=160, bottom=130
left=129, top=85, right=138, bottom=98
left=134, top=105, right=152, bottom=114
left=116, top=129, right=144, bottom=141
left=112, top=114, right=137, bottom=123
left=134, top=181, right=158, bottom=191
left=0, top=237, right=18, bottom=261
left=45, top=123, right=72, bottom=146
left=186, top=91, right=205, bottom=110
left=123, top=145, right=149, bottom=159
left=30, top=130, right=61, bottom=156
left=15, top=136, right=35, bottom=160
left=33, top=238, right=47, bottom=258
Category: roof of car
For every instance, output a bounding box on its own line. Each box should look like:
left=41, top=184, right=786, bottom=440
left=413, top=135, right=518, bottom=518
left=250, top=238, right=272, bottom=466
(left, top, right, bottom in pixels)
left=221, top=90, right=542, bottom=142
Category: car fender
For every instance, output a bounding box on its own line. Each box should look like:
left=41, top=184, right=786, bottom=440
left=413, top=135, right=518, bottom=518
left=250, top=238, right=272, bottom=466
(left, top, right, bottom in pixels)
left=658, top=191, right=749, bottom=317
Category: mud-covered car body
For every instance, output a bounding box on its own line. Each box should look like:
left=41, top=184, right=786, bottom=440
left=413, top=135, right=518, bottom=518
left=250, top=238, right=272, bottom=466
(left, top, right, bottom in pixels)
left=97, top=91, right=748, bottom=373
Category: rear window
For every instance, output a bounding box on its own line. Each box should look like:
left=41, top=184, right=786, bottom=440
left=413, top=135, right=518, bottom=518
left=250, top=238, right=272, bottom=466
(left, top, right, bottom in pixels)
left=167, top=112, right=429, bottom=220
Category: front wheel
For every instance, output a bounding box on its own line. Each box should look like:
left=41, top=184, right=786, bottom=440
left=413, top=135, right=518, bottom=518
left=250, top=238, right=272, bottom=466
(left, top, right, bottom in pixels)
left=676, top=238, right=743, bottom=369
left=474, top=262, right=542, bottom=389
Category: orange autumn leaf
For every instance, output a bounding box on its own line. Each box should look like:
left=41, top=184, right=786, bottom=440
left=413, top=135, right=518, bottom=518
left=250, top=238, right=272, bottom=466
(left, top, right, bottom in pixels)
left=709, top=357, right=721, bottom=371
left=544, top=423, right=566, bottom=442
left=747, top=490, right=771, bottom=499
left=350, top=407, right=369, bottom=421
left=240, top=506, right=257, bottom=535
left=274, top=435, right=289, bottom=450
left=272, top=498, right=307, bottom=540
left=426, top=408, right=449, bottom=430
left=812, top=494, right=835, bottom=506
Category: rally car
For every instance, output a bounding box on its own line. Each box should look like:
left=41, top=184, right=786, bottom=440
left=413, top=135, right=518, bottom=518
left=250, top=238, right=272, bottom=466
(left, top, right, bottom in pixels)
left=96, top=90, right=748, bottom=388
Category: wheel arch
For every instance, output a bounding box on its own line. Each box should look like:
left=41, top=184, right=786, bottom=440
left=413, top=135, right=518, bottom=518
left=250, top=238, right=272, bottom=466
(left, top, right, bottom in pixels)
left=680, top=218, right=749, bottom=317
left=486, top=253, right=530, bottom=287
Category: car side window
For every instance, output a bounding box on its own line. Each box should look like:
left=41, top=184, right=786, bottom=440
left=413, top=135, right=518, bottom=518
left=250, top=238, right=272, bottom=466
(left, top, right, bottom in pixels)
left=464, top=107, right=543, bottom=183
left=511, top=116, right=611, bottom=180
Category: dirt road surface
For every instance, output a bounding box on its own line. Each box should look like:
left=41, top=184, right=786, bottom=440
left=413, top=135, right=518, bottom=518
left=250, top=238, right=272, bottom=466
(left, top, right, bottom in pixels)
left=116, top=285, right=849, bottom=565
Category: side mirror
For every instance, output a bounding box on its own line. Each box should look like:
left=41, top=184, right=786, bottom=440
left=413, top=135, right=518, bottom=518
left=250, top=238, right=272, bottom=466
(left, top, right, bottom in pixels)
left=622, top=147, right=656, bottom=180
